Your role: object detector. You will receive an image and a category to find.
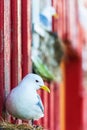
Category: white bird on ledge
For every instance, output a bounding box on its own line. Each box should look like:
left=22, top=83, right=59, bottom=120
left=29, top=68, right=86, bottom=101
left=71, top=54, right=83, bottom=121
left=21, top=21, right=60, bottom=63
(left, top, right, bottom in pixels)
left=6, top=73, right=50, bottom=123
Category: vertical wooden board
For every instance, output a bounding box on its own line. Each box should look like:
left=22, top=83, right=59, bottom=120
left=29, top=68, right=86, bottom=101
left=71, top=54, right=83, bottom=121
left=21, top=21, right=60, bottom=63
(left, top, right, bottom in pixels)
left=83, top=94, right=87, bottom=130
left=65, top=59, right=83, bottom=130
left=64, top=1, right=83, bottom=129
left=4, top=0, right=11, bottom=97
left=11, top=0, right=19, bottom=88
left=54, top=82, right=60, bottom=130
left=48, top=82, right=54, bottom=130
left=21, top=0, right=32, bottom=77
left=56, top=0, right=63, bottom=37
left=42, top=81, right=49, bottom=129
left=17, top=0, right=22, bottom=83
left=0, top=0, right=4, bottom=116
left=10, top=0, right=22, bottom=123
left=3, top=0, right=11, bottom=120
left=78, top=25, right=84, bottom=54
left=11, top=0, right=22, bottom=87
left=69, top=0, right=79, bottom=49
left=65, top=0, right=70, bottom=39
left=62, top=0, right=67, bottom=38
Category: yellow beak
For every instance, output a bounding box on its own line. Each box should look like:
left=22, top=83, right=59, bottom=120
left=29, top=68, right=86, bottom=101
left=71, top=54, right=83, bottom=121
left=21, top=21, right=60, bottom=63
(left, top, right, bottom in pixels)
left=53, top=13, right=59, bottom=19
left=41, top=85, right=50, bottom=93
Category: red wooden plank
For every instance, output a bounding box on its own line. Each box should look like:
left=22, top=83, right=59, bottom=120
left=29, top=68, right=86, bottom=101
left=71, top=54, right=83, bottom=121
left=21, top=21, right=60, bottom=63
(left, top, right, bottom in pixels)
left=4, top=0, right=11, bottom=120
left=65, top=59, right=83, bottom=130
left=10, top=0, right=22, bottom=123
left=4, top=0, right=11, bottom=97
left=48, top=82, right=54, bottom=130
left=54, top=82, right=60, bottom=130
left=0, top=0, right=4, bottom=117
left=65, top=0, right=70, bottom=39
left=17, top=0, right=22, bottom=83
left=21, top=0, right=32, bottom=77
left=56, top=0, right=63, bottom=37
left=83, top=94, right=87, bottom=130
left=11, top=0, right=19, bottom=88
left=42, top=81, right=49, bottom=129
left=11, top=0, right=22, bottom=88
left=62, top=0, right=67, bottom=38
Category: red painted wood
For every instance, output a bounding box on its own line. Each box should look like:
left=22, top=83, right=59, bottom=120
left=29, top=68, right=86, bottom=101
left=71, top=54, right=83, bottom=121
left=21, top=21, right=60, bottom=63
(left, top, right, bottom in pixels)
left=62, top=0, right=67, bottom=38
left=65, top=59, right=83, bottom=130
left=3, top=0, right=11, bottom=120
left=58, top=0, right=64, bottom=37
left=53, top=1, right=83, bottom=130
left=54, top=82, right=60, bottom=130
left=0, top=0, right=4, bottom=117
left=11, top=0, right=19, bottom=88
left=48, top=82, right=54, bottom=130
left=0, top=2, right=84, bottom=130
left=4, top=0, right=11, bottom=97
left=17, top=0, right=22, bottom=83
left=83, top=93, right=87, bottom=130
left=21, top=0, right=32, bottom=77
left=42, top=81, right=49, bottom=129
left=11, top=0, right=22, bottom=88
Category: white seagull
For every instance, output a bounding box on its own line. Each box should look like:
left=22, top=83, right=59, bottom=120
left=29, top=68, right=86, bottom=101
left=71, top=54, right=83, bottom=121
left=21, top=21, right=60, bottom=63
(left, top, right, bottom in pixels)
left=6, top=73, right=50, bottom=121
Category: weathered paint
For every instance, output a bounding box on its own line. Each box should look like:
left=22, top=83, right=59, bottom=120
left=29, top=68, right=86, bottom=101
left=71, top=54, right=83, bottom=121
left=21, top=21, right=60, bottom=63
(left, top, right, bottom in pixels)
left=11, top=0, right=19, bottom=88
left=0, top=0, right=4, bottom=117
left=21, top=0, right=32, bottom=77
left=4, top=0, right=11, bottom=97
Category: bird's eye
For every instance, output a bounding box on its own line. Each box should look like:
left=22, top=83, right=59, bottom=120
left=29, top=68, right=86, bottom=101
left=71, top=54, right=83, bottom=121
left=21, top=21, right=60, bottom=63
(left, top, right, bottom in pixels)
left=35, top=80, right=39, bottom=83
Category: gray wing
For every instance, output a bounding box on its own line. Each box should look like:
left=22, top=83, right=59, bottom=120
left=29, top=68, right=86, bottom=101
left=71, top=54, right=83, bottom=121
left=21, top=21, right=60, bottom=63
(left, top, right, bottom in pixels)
left=36, top=94, right=44, bottom=112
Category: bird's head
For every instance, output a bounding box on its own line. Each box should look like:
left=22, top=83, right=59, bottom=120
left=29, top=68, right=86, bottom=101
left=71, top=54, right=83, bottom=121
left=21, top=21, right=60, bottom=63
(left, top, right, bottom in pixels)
left=23, top=73, right=50, bottom=93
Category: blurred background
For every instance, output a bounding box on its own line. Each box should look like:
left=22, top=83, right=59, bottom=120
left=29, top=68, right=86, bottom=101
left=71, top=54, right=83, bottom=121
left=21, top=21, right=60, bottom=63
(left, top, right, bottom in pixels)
left=0, top=0, right=87, bottom=130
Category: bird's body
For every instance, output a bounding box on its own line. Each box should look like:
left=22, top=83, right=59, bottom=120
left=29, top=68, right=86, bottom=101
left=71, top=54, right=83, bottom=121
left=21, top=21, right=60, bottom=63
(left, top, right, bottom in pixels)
left=6, top=73, right=50, bottom=121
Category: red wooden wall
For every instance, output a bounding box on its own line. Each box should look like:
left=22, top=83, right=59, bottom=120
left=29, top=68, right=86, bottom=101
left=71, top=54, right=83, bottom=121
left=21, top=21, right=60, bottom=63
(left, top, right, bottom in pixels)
left=53, top=0, right=86, bottom=130
left=0, top=0, right=87, bottom=130
left=0, top=1, right=60, bottom=130
left=0, top=0, right=31, bottom=118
